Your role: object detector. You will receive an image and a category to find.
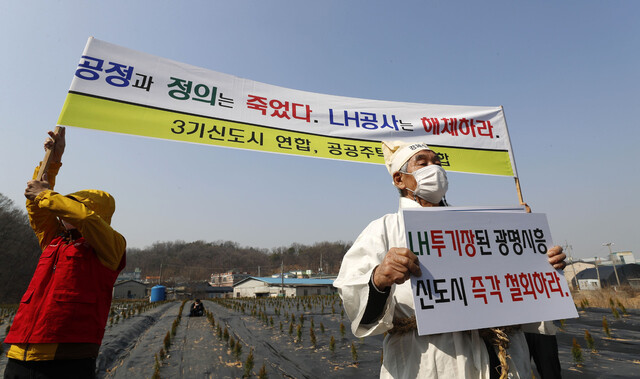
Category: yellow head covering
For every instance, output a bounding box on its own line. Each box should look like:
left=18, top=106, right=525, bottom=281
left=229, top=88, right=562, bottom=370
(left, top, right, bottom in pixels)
left=66, top=190, right=116, bottom=225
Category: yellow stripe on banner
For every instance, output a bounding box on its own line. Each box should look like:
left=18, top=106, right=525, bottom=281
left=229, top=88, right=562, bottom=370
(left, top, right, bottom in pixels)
left=57, top=93, right=514, bottom=176
left=431, top=146, right=514, bottom=176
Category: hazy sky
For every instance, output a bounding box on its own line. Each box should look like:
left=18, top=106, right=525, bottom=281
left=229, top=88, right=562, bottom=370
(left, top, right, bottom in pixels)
left=1, top=1, right=638, bottom=260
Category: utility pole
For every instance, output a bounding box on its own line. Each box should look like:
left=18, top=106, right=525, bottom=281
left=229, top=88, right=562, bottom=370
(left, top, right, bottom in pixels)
left=603, top=242, right=621, bottom=287
left=565, top=243, right=579, bottom=290
left=258, top=266, right=261, bottom=277
left=159, top=263, right=163, bottom=285
left=594, top=258, right=601, bottom=289
left=281, top=260, right=285, bottom=297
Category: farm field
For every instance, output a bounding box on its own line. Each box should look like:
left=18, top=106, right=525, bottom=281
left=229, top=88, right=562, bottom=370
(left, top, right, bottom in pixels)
left=1, top=294, right=639, bottom=378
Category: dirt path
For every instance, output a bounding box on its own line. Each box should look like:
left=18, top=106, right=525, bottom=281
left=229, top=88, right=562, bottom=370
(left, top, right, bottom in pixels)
left=160, top=303, right=242, bottom=378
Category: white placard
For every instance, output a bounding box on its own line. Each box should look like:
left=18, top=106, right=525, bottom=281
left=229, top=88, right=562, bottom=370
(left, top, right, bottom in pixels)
left=403, top=208, right=578, bottom=335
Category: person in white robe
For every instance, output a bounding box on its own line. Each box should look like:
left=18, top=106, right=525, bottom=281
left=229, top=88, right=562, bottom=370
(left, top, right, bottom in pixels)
left=333, top=141, right=566, bottom=379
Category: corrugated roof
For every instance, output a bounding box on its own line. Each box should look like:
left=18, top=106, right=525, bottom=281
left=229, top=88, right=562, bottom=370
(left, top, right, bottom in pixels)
left=576, top=264, right=640, bottom=283
left=239, top=277, right=334, bottom=286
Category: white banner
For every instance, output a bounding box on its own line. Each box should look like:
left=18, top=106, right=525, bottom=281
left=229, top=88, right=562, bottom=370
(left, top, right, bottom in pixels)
left=57, top=37, right=517, bottom=176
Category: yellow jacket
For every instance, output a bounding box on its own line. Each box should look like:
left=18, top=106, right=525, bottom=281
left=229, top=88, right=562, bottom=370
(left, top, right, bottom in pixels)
left=26, top=162, right=126, bottom=271
left=8, top=162, right=126, bottom=361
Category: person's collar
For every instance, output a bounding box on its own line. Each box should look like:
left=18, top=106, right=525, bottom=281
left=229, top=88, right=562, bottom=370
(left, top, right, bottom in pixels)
left=399, top=196, right=422, bottom=209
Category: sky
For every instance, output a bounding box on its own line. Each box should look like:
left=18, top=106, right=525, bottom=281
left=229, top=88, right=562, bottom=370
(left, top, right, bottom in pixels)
left=1, top=1, right=638, bottom=261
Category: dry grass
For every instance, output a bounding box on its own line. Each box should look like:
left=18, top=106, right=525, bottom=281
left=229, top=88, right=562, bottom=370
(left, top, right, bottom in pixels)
left=571, top=286, right=640, bottom=309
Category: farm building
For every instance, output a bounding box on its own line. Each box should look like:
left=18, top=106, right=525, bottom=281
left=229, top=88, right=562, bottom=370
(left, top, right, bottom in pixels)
left=564, top=261, right=596, bottom=289
left=575, top=264, right=640, bottom=289
left=113, top=280, right=148, bottom=299
left=191, top=282, right=233, bottom=299
left=233, top=277, right=336, bottom=298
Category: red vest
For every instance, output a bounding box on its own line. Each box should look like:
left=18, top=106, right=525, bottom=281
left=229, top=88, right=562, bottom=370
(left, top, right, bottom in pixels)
left=5, top=236, right=125, bottom=344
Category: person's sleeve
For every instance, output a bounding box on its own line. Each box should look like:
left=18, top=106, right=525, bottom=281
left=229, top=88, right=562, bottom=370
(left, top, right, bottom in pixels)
left=32, top=191, right=126, bottom=271
left=360, top=274, right=391, bottom=324
left=26, top=162, right=63, bottom=249
left=333, top=219, right=396, bottom=338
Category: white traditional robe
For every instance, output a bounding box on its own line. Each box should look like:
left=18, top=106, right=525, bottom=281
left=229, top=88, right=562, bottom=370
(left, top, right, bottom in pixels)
left=334, top=198, right=535, bottom=378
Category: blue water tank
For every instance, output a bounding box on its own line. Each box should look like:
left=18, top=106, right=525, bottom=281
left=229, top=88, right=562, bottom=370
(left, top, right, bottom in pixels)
left=150, top=285, right=166, bottom=302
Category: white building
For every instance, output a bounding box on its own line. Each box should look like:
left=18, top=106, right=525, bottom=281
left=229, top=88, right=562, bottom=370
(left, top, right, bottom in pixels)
left=210, top=271, right=251, bottom=287
left=577, top=279, right=601, bottom=290
left=611, top=251, right=635, bottom=264
left=233, top=277, right=336, bottom=298
left=117, top=267, right=142, bottom=281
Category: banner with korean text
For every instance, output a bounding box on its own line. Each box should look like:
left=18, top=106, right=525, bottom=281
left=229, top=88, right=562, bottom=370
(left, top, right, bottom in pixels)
left=403, top=207, right=578, bottom=335
left=58, top=37, right=517, bottom=176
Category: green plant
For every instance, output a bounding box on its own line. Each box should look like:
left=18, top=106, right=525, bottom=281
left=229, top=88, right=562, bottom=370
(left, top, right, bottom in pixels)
left=234, top=340, right=243, bottom=361
left=310, top=327, right=317, bottom=348
left=571, top=338, right=583, bottom=365
left=616, top=299, right=628, bottom=316
left=584, top=330, right=596, bottom=352
left=163, top=331, right=171, bottom=350
left=340, top=322, right=346, bottom=338
left=329, top=336, right=335, bottom=353
left=602, top=316, right=611, bottom=337
left=229, top=336, right=236, bottom=350
left=611, top=306, right=620, bottom=319
left=171, top=319, right=178, bottom=336
left=351, top=341, right=358, bottom=364
left=243, top=348, right=254, bottom=377
left=258, top=363, right=268, bottom=379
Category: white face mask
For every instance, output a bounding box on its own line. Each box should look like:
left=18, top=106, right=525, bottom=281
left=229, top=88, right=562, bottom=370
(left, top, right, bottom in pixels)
left=403, top=165, right=448, bottom=204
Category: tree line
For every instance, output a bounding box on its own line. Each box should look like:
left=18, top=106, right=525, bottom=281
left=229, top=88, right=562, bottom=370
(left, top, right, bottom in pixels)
left=0, top=192, right=351, bottom=302
left=0, top=193, right=41, bottom=303
left=126, top=239, right=351, bottom=284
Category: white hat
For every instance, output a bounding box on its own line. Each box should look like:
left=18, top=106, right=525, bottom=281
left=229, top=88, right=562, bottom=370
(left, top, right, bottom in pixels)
left=381, top=141, right=431, bottom=174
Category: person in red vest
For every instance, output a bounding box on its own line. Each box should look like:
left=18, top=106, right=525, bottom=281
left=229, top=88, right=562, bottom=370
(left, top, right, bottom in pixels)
left=4, top=127, right=126, bottom=379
